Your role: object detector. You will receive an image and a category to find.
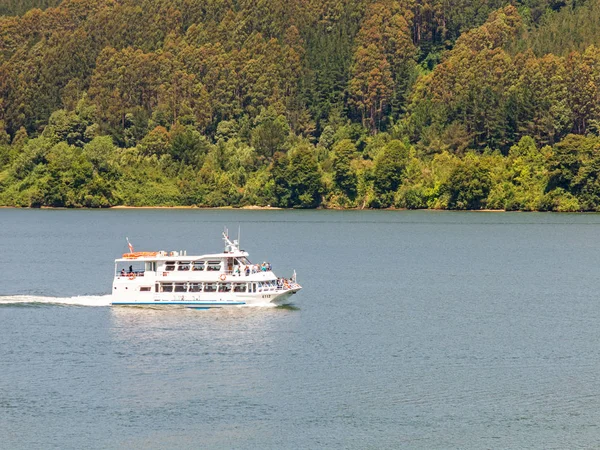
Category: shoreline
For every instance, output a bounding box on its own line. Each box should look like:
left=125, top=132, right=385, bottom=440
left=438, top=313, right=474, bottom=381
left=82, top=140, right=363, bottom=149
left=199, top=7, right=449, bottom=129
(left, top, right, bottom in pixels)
left=0, top=205, right=594, bottom=213
left=110, top=205, right=284, bottom=210
left=0, top=205, right=283, bottom=210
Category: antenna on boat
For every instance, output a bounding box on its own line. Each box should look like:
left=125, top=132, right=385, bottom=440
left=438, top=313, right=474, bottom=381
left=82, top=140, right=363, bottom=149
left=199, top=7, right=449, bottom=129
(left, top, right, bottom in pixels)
left=237, top=225, right=241, bottom=248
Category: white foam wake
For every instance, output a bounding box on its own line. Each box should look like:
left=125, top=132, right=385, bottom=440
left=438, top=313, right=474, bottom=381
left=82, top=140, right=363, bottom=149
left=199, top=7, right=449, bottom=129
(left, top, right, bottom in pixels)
left=0, top=295, right=111, bottom=307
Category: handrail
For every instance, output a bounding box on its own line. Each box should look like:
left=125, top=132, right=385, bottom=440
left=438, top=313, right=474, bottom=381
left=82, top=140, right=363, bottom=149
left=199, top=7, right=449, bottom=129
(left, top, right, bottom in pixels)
left=224, top=268, right=273, bottom=276
left=117, top=271, right=145, bottom=277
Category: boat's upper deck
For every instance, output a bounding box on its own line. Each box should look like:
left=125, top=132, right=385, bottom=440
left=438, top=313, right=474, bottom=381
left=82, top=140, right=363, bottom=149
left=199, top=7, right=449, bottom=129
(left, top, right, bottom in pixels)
left=113, top=231, right=282, bottom=279
left=116, top=230, right=249, bottom=263
left=115, top=249, right=249, bottom=263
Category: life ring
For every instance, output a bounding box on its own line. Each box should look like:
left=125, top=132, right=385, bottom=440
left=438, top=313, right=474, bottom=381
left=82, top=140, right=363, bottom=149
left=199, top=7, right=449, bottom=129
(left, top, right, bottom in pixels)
left=128, top=274, right=135, bottom=280
left=219, top=273, right=227, bottom=281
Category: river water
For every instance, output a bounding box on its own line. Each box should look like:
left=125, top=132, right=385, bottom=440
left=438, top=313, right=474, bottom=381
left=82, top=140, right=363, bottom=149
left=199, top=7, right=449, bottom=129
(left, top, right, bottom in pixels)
left=1, top=209, right=600, bottom=449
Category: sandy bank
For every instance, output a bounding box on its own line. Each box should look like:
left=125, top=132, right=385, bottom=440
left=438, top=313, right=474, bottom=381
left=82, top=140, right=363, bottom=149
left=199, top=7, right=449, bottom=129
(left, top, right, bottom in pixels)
left=109, top=205, right=282, bottom=210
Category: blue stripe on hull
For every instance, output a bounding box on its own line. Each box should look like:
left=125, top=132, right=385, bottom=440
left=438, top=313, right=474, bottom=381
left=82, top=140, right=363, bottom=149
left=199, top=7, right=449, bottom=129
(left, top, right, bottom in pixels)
left=111, top=301, right=246, bottom=306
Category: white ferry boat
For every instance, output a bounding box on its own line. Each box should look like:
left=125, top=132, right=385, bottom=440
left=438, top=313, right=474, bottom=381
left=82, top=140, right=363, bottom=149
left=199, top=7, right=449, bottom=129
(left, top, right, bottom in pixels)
left=111, top=231, right=301, bottom=308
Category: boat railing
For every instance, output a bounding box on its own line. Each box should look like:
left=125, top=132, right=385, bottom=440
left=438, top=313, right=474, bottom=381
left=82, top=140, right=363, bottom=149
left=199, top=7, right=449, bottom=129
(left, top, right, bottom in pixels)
left=117, top=270, right=145, bottom=278
left=223, top=269, right=272, bottom=276
left=258, top=282, right=300, bottom=293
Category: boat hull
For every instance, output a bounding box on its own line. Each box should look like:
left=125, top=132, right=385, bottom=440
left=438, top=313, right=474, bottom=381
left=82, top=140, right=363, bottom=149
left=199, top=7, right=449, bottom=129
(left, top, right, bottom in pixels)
left=110, top=287, right=300, bottom=308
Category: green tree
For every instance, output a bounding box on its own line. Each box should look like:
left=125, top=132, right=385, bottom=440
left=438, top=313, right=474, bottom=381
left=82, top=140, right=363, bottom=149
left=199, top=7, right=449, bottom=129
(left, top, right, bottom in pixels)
left=445, top=158, right=492, bottom=209
left=251, top=110, right=290, bottom=158
left=546, top=134, right=600, bottom=210
left=42, top=142, right=94, bottom=207
left=332, top=139, right=358, bottom=199
left=271, top=145, right=323, bottom=208
left=138, top=126, right=171, bottom=157
left=372, top=140, right=409, bottom=207
left=169, top=125, right=210, bottom=166
left=348, top=43, right=393, bottom=132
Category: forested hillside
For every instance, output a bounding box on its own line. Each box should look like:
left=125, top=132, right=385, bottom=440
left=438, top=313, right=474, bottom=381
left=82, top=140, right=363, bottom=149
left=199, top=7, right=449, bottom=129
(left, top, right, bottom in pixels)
left=1, top=0, right=600, bottom=210
left=0, top=0, right=61, bottom=16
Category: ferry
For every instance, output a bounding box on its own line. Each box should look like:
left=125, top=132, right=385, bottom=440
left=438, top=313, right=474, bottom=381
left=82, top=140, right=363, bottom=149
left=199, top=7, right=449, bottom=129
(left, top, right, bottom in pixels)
left=111, top=231, right=301, bottom=307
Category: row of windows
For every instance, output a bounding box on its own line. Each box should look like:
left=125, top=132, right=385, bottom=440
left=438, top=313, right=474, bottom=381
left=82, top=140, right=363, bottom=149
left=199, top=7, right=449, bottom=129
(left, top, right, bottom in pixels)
left=159, top=282, right=250, bottom=293
left=154, top=281, right=277, bottom=292
left=164, top=260, right=222, bottom=272
left=151, top=280, right=280, bottom=293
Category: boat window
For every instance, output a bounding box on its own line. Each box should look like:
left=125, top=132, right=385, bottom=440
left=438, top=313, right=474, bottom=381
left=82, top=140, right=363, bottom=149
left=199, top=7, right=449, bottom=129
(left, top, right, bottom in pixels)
left=189, top=283, right=202, bottom=293
left=192, top=261, right=205, bottom=271
left=204, top=283, right=216, bottom=293
left=238, top=257, right=251, bottom=265
left=161, top=283, right=173, bottom=292
left=218, top=283, right=232, bottom=292
left=140, top=286, right=151, bottom=292
left=207, top=260, right=221, bottom=271
left=233, top=283, right=247, bottom=293
left=177, top=261, right=190, bottom=271
left=165, top=261, right=176, bottom=271
left=174, top=283, right=187, bottom=292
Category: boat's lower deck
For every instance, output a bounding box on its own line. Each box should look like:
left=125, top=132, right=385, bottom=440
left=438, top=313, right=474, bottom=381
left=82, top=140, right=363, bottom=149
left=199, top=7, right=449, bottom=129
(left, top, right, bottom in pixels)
left=111, top=287, right=300, bottom=307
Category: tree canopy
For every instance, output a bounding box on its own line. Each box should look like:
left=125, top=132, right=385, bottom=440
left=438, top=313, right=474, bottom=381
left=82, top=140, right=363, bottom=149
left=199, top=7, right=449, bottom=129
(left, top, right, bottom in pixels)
left=1, top=0, right=600, bottom=211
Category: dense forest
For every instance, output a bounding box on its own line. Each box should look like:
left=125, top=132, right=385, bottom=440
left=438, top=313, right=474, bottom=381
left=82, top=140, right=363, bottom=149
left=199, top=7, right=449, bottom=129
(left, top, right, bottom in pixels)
left=1, top=0, right=600, bottom=210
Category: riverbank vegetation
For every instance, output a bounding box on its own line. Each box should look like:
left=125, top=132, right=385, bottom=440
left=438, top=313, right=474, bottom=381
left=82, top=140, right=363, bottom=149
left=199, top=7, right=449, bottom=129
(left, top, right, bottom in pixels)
left=1, top=0, right=600, bottom=210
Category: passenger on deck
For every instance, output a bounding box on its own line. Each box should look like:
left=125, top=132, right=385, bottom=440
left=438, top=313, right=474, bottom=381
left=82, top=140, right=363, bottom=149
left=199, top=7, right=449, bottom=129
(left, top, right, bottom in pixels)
left=121, top=269, right=125, bottom=276
left=128, top=265, right=133, bottom=275
left=245, top=265, right=250, bottom=276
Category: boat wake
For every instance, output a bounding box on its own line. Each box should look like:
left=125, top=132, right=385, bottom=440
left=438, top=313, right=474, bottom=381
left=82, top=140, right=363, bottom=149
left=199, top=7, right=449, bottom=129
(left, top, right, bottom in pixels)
left=0, top=295, right=111, bottom=307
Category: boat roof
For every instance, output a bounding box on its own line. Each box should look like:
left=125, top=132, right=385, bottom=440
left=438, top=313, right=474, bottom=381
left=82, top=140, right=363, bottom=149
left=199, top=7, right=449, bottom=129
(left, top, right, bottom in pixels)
left=115, top=250, right=249, bottom=262
left=116, top=230, right=251, bottom=262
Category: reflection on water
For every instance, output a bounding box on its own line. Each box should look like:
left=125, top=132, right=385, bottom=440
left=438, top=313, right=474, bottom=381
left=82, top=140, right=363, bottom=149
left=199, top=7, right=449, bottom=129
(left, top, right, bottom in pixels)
left=275, top=304, right=300, bottom=311
left=109, top=303, right=297, bottom=329
left=105, top=303, right=303, bottom=449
